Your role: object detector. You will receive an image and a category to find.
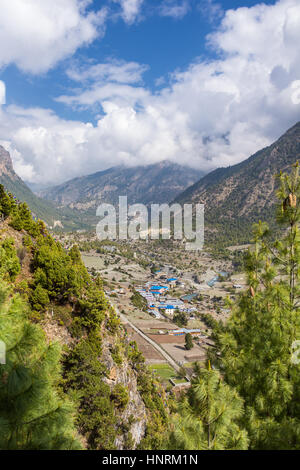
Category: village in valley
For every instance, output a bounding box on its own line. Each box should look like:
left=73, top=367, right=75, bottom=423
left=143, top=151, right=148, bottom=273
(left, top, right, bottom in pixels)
left=53, top=232, right=247, bottom=389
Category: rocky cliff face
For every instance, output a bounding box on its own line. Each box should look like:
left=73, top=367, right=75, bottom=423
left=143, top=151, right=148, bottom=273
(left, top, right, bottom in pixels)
left=0, top=146, right=14, bottom=176
left=101, top=339, right=147, bottom=448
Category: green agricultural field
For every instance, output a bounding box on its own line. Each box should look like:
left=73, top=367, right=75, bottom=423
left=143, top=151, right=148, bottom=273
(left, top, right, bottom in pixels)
left=149, top=364, right=186, bottom=385
left=183, top=362, right=196, bottom=368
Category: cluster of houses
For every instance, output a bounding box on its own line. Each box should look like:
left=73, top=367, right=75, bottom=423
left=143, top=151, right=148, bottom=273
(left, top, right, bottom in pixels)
left=136, top=282, right=202, bottom=337
left=136, top=275, right=198, bottom=320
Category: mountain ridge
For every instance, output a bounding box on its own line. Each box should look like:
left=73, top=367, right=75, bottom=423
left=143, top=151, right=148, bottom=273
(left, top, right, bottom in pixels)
left=39, top=160, right=205, bottom=210
left=0, top=145, right=61, bottom=226
left=175, top=121, right=300, bottom=246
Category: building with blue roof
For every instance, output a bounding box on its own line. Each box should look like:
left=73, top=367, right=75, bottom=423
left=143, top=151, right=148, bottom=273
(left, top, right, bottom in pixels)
left=158, top=304, right=176, bottom=315
left=172, top=329, right=201, bottom=336
left=150, top=285, right=168, bottom=290
left=149, top=285, right=169, bottom=295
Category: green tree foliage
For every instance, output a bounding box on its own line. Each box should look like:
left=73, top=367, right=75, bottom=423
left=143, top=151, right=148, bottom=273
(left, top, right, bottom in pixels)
left=63, top=334, right=118, bottom=450
left=122, top=342, right=169, bottom=450
left=74, top=285, right=108, bottom=333
left=0, top=283, right=81, bottom=450
left=216, top=163, right=300, bottom=449
left=173, top=311, right=188, bottom=327
left=137, top=369, right=169, bottom=450
left=127, top=340, right=145, bottom=369
left=9, top=202, right=41, bottom=237
left=111, top=384, right=129, bottom=410
left=0, top=238, right=20, bottom=281
left=169, top=364, right=248, bottom=450
left=178, top=366, right=187, bottom=379
left=0, top=185, right=170, bottom=451
left=30, top=284, right=50, bottom=311
left=0, top=185, right=48, bottom=239
left=32, top=237, right=89, bottom=303
left=185, top=333, right=194, bottom=350
left=0, top=185, right=14, bottom=218
left=9, top=212, right=23, bottom=231
left=130, top=290, right=147, bottom=310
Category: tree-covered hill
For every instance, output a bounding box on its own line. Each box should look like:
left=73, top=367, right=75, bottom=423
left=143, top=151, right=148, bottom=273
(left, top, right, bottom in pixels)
left=0, top=185, right=169, bottom=450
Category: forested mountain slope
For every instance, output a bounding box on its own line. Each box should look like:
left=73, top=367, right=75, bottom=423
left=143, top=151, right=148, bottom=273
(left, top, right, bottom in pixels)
left=175, top=122, right=300, bottom=245
left=0, top=186, right=168, bottom=450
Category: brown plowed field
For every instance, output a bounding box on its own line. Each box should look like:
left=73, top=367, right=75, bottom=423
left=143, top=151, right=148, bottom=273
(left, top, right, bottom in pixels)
left=148, top=334, right=185, bottom=344
left=125, top=327, right=165, bottom=362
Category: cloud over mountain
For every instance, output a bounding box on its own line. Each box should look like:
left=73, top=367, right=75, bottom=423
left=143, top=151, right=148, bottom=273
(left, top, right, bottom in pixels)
left=0, top=0, right=300, bottom=185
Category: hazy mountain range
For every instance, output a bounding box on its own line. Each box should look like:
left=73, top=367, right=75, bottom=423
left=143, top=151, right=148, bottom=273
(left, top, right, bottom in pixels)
left=38, top=161, right=205, bottom=210
left=1, top=121, right=300, bottom=244
left=0, top=150, right=204, bottom=230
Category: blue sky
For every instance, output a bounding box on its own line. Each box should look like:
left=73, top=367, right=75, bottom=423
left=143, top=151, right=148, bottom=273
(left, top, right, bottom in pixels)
left=0, top=0, right=299, bottom=185
left=2, top=0, right=278, bottom=121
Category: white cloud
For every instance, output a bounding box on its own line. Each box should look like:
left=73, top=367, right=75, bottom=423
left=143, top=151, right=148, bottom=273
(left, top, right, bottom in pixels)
left=159, top=1, right=190, bottom=19
left=113, top=0, right=144, bottom=24
left=1, top=0, right=300, bottom=186
left=0, top=139, right=35, bottom=181
left=0, top=0, right=107, bottom=73
left=66, top=59, right=149, bottom=84
left=198, top=0, right=224, bottom=22
left=58, top=59, right=150, bottom=109
left=0, top=82, right=5, bottom=105
left=57, top=83, right=149, bottom=109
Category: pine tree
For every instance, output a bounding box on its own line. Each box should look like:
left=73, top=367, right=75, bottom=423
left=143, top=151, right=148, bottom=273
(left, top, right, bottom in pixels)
left=0, top=283, right=81, bottom=450
left=63, top=333, right=117, bottom=450
left=0, top=239, right=21, bottom=281
left=169, top=363, right=248, bottom=450
left=185, top=333, right=193, bottom=350
left=217, top=163, right=300, bottom=449
left=0, top=185, right=13, bottom=218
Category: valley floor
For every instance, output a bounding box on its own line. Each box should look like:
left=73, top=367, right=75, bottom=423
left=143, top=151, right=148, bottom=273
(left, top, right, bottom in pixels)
left=53, top=234, right=248, bottom=388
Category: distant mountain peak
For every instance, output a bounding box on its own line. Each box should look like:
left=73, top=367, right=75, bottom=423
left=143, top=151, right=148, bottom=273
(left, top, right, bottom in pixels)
left=152, top=159, right=174, bottom=168
left=40, top=161, right=205, bottom=209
